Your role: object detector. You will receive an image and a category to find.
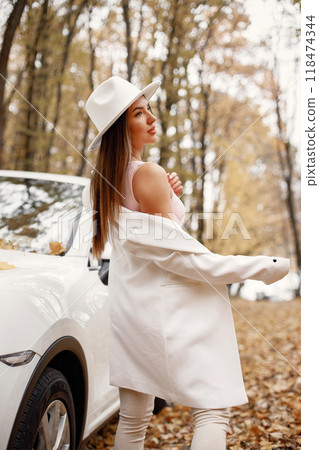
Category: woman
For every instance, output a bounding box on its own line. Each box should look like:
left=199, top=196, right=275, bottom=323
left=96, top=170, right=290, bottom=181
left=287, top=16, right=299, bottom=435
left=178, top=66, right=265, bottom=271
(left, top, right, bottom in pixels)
left=83, top=76, right=290, bottom=449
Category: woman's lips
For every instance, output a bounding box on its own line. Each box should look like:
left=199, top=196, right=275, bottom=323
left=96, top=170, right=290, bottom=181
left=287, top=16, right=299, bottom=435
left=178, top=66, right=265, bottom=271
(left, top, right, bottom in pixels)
left=148, top=127, right=157, bottom=134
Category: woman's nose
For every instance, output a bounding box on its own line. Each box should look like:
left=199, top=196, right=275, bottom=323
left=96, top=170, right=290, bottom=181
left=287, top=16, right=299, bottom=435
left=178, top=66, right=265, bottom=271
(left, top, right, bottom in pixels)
left=147, top=111, right=156, bottom=123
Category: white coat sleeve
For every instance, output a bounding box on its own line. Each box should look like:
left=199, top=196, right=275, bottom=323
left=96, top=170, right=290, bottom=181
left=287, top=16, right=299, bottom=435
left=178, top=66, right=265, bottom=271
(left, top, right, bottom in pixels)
left=122, top=240, right=290, bottom=286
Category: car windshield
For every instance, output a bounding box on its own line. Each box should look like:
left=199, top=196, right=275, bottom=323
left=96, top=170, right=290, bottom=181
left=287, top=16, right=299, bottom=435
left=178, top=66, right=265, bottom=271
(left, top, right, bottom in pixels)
left=0, top=176, right=84, bottom=255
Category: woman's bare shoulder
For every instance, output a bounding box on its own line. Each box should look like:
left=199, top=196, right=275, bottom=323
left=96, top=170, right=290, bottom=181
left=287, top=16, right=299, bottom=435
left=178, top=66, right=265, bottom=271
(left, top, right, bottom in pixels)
left=133, top=162, right=169, bottom=187
left=132, top=162, right=172, bottom=214
left=135, top=162, right=166, bottom=177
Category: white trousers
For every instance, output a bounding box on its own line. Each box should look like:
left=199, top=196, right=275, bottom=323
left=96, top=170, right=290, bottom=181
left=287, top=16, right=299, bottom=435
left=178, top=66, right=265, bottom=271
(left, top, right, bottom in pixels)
left=114, top=388, right=230, bottom=450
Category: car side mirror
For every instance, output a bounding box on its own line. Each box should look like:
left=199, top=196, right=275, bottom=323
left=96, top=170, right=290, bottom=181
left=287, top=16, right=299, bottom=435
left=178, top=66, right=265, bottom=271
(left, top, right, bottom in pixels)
left=98, top=259, right=110, bottom=285
left=88, top=241, right=112, bottom=284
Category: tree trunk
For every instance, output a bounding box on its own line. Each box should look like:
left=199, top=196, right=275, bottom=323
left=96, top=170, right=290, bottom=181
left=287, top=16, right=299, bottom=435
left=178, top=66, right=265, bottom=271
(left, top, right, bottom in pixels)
left=157, top=0, right=178, bottom=169
left=122, top=0, right=133, bottom=81
left=273, top=80, right=301, bottom=295
left=0, top=0, right=28, bottom=167
left=43, top=0, right=87, bottom=172
left=195, top=85, right=209, bottom=242
left=122, top=0, right=144, bottom=81
left=77, top=12, right=96, bottom=177
left=19, top=0, right=49, bottom=171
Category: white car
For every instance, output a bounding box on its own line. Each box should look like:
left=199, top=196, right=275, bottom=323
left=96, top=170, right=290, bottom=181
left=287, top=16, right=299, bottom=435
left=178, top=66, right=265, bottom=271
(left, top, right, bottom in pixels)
left=0, top=170, right=120, bottom=449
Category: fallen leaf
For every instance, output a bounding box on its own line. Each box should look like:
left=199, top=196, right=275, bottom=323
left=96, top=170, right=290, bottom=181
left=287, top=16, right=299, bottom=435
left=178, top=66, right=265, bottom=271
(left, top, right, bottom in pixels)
left=49, top=241, right=66, bottom=255
left=0, top=238, right=17, bottom=250
left=0, top=261, right=16, bottom=270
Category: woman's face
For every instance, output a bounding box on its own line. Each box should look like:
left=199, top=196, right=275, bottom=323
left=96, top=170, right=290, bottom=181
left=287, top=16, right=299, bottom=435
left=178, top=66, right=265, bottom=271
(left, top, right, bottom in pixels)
left=128, top=96, right=157, bottom=151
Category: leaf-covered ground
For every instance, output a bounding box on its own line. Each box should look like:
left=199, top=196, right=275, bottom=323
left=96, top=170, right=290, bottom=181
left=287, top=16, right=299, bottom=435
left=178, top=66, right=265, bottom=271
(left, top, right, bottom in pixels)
left=86, top=298, right=301, bottom=449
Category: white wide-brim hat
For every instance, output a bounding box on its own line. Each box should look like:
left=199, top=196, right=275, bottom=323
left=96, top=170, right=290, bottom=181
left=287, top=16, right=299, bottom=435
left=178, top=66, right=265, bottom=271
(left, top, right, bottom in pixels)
left=85, top=76, right=161, bottom=151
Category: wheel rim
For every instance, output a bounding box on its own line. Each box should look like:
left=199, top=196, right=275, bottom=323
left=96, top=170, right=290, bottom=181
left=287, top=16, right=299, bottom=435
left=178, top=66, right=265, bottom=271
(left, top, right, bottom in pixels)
left=33, top=399, right=70, bottom=450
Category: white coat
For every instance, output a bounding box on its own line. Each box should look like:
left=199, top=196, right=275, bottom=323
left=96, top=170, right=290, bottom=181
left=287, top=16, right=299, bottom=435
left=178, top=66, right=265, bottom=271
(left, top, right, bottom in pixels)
left=105, top=206, right=290, bottom=409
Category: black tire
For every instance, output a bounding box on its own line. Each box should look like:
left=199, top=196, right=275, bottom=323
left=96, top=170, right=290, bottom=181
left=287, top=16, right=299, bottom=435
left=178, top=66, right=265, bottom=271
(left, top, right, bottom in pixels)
left=12, top=367, right=76, bottom=450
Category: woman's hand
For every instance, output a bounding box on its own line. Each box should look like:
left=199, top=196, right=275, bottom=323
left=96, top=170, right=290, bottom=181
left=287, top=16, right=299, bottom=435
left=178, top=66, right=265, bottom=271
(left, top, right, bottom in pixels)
left=167, top=172, right=183, bottom=196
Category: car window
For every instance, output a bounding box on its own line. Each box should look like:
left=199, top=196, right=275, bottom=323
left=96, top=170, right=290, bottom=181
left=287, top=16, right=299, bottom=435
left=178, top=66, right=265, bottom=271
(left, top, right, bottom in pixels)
left=0, top=176, right=84, bottom=255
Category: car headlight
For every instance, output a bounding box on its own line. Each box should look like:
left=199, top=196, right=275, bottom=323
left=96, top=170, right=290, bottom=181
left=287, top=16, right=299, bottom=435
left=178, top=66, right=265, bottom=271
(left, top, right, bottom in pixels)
left=0, top=350, right=36, bottom=367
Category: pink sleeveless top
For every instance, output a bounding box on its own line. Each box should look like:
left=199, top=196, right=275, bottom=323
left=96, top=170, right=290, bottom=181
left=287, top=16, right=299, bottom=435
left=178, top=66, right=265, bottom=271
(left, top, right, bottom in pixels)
left=123, top=161, right=185, bottom=227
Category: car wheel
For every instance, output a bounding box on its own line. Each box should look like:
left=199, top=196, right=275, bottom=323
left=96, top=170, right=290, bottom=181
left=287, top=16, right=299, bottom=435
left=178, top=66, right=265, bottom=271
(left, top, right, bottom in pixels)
left=12, top=367, right=76, bottom=450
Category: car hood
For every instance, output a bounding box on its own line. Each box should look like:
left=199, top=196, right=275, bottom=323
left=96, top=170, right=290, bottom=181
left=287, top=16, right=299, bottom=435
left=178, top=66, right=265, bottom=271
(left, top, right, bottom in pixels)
left=0, top=249, right=89, bottom=355
left=0, top=248, right=86, bottom=280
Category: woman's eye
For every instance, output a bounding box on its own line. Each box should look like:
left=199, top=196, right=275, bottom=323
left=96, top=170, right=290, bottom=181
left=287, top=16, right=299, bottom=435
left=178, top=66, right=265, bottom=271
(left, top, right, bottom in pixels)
left=135, top=107, right=151, bottom=117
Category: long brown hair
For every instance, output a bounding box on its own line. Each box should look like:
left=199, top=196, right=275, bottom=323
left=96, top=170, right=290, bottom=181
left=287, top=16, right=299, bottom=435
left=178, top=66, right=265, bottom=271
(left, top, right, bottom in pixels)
left=90, top=110, right=131, bottom=259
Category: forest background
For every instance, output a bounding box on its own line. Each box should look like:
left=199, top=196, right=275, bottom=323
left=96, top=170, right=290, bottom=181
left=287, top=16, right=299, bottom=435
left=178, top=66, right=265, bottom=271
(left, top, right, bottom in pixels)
left=0, top=0, right=301, bottom=298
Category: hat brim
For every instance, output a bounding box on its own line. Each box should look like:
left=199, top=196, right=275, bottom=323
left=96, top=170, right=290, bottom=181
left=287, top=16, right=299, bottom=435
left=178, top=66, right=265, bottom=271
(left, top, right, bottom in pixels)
left=87, top=80, right=161, bottom=152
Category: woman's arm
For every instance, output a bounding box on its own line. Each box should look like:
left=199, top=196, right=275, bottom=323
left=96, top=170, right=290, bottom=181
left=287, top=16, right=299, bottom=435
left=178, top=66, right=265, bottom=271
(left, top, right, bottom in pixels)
left=122, top=232, right=290, bottom=286
left=127, top=165, right=290, bottom=286
left=132, top=163, right=175, bottom=219
left=119, top=208, right=290, bottom=286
